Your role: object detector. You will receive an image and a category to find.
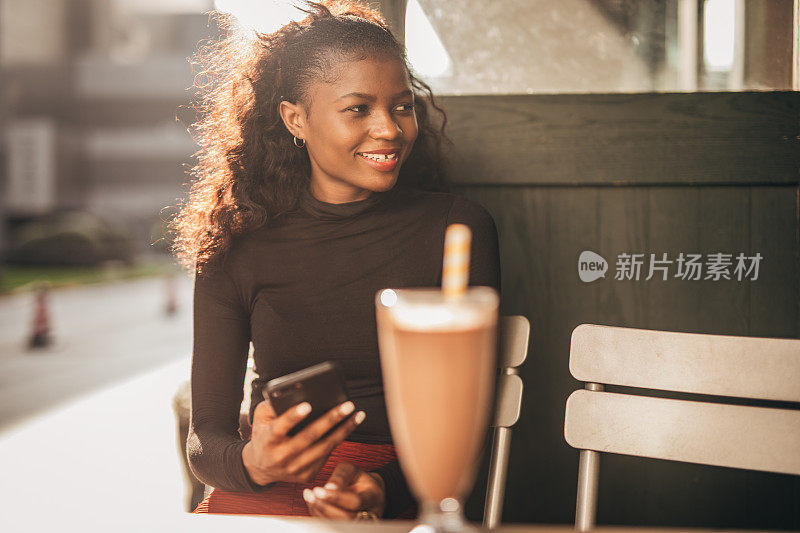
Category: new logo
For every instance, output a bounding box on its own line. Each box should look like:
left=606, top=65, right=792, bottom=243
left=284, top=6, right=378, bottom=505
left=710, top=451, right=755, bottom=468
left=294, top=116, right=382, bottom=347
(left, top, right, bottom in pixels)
left=578, top=251, right=608, bottom=283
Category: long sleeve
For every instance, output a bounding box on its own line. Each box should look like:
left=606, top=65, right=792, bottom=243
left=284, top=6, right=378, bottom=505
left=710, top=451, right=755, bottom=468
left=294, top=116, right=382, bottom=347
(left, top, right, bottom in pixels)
left=186, top=265, right=268, bottom=493
left=373, top=194, right=503, bottom=517
left=373, top=460, right=414, bottom=518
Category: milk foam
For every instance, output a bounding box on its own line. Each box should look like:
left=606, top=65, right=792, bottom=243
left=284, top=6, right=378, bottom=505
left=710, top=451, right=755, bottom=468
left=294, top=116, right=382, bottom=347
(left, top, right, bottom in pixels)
left=390, top=302, right=492, bottom=331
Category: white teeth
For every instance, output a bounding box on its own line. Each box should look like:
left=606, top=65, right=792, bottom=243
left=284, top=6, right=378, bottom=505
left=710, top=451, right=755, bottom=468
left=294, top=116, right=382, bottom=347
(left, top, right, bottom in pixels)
left=359, top=152, right=397, bottom=162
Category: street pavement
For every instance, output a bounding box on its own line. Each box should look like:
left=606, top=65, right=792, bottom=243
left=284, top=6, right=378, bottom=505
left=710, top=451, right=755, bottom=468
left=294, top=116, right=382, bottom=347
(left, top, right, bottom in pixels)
left=0, top=276, right=198, bottom=529
left=0, top=276, right=193, bottom=431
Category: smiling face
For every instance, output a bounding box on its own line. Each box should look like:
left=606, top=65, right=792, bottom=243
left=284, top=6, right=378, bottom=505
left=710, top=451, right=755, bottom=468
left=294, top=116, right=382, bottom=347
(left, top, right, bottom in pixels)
left=280, top=57, right=419, bottom=203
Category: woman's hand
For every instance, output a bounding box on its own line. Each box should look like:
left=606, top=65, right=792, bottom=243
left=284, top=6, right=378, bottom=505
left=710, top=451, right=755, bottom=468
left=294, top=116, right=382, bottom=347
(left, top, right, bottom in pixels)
left=302, top=462, right=386, bottom=519
left=242, top=400, right=365, bottom=486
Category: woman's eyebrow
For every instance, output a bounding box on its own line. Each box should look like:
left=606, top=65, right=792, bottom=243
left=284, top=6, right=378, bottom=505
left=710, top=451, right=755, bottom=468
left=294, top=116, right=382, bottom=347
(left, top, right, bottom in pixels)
left=337, top=90, right=413, bottom=101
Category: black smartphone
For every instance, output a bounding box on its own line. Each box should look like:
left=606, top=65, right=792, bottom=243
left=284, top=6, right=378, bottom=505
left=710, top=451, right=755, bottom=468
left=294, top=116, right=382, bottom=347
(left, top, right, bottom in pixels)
left=263, top=361, right=350, bottom=437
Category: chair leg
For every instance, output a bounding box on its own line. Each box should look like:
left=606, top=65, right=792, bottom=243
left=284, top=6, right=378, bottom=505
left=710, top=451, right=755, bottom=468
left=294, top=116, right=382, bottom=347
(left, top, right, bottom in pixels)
left=575, top=449, right=600, bottom=532
left=483, top=426, right=512, bottom=529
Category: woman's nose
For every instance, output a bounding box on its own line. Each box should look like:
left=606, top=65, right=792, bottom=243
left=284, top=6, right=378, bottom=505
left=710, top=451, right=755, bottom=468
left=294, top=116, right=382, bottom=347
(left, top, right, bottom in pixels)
left=369, top=112, right=402, bottom=140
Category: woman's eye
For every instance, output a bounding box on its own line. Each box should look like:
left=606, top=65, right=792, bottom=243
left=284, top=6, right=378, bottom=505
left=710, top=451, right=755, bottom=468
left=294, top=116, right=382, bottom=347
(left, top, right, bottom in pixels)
left=345, top=103, right=414, bottom=114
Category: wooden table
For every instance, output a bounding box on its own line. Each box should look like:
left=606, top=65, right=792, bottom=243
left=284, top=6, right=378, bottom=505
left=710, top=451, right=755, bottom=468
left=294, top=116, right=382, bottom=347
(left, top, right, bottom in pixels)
left=5, top=510, right=777, bottom=532
left=148, top=514, right=775, bottom=533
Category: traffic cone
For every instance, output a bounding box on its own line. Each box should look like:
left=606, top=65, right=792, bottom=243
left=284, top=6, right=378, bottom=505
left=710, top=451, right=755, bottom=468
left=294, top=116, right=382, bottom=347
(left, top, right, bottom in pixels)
left=28, top=286, right=52, bottom=350
left=164, top=273, right=178, bottom=317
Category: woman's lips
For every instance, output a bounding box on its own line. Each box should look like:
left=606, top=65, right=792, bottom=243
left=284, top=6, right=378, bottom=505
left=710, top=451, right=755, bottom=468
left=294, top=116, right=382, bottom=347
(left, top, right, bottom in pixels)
left=357, top=151, right=399, bottom=172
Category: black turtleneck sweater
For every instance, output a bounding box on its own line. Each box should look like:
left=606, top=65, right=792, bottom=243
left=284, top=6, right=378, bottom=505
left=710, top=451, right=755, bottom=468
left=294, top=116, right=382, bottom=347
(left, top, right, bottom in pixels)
left=187, top=185, right=501, bottom=518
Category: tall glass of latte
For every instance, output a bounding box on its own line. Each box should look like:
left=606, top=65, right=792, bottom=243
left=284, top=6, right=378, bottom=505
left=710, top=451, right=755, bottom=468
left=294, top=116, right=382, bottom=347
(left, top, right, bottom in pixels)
left=375, top=286, right=498, bottom=532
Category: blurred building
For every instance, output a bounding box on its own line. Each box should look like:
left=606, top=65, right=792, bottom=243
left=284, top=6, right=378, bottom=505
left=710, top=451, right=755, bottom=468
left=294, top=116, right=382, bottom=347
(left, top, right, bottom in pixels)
left=0, top=0, right=793, bottom=260
left=0, top=0, right=216, bottom=258
left=407, top=0, right=794, bottom=94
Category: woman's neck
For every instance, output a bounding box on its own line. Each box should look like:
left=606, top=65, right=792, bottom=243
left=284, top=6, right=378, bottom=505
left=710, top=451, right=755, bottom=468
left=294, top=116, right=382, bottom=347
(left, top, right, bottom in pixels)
left=309, top=179, right=372, bottom=204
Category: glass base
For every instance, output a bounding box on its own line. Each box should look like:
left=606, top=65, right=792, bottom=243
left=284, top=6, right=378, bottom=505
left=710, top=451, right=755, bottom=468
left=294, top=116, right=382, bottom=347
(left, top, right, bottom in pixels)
left=410, top=499, right=479, bottom=533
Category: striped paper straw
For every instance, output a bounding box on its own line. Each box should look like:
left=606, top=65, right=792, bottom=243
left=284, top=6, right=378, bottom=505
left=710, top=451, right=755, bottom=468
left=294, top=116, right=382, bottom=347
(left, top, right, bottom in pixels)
left=442, top=224, right=472, bottom=298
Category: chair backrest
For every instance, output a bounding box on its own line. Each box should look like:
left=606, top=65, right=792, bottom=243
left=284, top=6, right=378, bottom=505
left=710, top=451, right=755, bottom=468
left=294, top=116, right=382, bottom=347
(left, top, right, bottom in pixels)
left=492, top=315, right=530, bottom=428
left=484, top=315, right=530, bottom=529
left=568, top=324, right=800, bottom=403
left=564, top=324, right=800, bottom=530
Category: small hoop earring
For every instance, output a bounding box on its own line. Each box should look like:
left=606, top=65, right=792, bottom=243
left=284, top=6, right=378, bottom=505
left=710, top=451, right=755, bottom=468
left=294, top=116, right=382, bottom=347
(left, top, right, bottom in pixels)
left=293, top=136, right=305, bottom=148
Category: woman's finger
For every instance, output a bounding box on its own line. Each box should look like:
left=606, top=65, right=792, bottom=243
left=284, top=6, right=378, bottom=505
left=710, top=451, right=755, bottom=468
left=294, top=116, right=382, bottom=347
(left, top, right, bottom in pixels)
left=303, top=489, right=356, bottom=519
left=294, top=456, right=326, bottom=483
left=303, top=489, right=323, bottom=517
left=311, top=486, right=362, bottom=512
left=318, top=409, right=365, bottom=449
left=266, top=402, right=312, bottom=441
left=285, top=411, right=365, bottom=472
left=307, top=501, right=324, bottom=518
left=251, top=398, right=276, bottom=426
left=291, top=401, right=355, bottom=449
left=324, top=462, right=359, bottom=491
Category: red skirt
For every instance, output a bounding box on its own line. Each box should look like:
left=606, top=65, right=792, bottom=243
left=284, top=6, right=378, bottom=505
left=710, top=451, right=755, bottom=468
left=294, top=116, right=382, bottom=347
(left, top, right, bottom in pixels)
left=193, top=440, right=417, bottom=519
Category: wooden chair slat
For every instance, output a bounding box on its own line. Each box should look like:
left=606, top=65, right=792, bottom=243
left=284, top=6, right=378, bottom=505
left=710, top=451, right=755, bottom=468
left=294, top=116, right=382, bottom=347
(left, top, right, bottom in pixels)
left=569, top=324, right=800, bottom=402
left=565, top=389, right=800, bottom=476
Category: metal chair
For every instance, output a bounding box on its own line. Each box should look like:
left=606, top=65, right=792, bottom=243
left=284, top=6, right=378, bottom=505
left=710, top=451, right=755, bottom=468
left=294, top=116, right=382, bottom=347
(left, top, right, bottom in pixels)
left=483, top=315, right=530, bottom=529
left=564, top=324, right=800, bottom=531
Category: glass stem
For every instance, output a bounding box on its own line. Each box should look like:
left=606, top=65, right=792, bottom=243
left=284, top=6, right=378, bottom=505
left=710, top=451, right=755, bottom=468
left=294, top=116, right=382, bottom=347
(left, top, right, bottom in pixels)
left=418, top=498, right=473, bottom=532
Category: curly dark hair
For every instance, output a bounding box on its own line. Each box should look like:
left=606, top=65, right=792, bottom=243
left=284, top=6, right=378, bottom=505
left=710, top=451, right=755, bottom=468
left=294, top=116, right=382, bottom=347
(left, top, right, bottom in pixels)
left=171, top=0, right=450, bottom=273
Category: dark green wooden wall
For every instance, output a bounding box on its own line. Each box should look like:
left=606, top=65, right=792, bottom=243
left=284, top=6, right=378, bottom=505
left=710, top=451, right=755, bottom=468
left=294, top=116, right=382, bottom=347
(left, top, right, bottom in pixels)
left=446, top=92, right=800, bottom=529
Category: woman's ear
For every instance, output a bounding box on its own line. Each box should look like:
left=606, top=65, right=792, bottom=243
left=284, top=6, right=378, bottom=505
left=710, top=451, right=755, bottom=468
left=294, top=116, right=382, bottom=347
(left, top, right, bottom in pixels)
left=279, top=100, right=307, bottom=141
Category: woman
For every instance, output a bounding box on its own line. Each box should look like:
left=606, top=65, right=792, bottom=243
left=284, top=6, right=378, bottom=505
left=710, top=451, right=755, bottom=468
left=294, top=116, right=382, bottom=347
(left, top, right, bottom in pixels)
left=173, top=0, right=501, bottom=520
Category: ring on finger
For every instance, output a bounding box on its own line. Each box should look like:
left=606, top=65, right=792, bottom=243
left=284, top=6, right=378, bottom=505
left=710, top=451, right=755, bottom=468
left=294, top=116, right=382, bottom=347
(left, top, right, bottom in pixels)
left=355, top=511, right=378, bottom=522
